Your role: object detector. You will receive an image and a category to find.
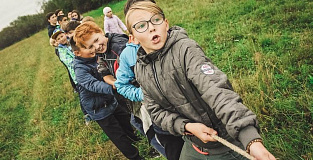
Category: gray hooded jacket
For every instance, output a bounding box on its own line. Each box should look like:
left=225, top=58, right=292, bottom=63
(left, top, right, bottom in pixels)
left=135, top=26, right=261, bottom=153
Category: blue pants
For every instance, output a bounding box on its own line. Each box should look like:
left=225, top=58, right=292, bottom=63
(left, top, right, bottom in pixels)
left=130, top=114, right=166, bottom=157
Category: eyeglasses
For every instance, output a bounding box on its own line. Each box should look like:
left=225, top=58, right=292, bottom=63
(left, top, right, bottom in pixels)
left=132, top=13, right=164, bottom=33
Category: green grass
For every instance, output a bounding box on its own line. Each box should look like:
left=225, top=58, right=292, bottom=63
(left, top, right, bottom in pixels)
left=1, top=0, right=312, bottom=159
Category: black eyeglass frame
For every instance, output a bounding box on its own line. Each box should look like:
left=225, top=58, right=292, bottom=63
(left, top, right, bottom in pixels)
left=132, top=13, right=165, bottom=33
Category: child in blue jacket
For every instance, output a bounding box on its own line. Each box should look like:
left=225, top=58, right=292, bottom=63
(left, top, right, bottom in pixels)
left=115, top=42, right=167, bottom=157
left=114, top=43, right=142, bottom=102
left=114, top=38, right=184, bottom=160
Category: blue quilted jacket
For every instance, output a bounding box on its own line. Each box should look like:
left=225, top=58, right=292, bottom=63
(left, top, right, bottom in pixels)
left=114, top=43, right=143, bottom=102
left=74, top=55, right=117, bottom=120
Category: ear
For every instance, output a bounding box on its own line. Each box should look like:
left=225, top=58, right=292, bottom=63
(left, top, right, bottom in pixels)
left=54, top=41, right=59, bottom=47
left=49, top=38, right=55, bottom=46
left=128, top=34, right=139, bottom=45
left=165, top=19, right=169, bottom=31
left=73, top=51, right=80, bottom=56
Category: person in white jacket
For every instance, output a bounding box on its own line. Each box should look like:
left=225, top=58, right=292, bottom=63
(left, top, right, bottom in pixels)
left=103, top=7, right=128, bottom=34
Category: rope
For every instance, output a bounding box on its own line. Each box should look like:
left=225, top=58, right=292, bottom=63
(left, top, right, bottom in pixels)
left=211, top=135, right=256, bottom=160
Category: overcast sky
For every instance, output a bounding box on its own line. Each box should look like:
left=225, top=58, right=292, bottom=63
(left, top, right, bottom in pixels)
left=0, top=0, right=45, bottom=31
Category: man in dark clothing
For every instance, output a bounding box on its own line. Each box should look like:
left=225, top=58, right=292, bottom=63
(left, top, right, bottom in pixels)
left=46, top=12, right=58, bottom=38
left=46, top=12, right=60, bottom=58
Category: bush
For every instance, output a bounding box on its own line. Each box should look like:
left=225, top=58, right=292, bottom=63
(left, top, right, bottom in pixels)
left=0, top=0, right=122, bottom=50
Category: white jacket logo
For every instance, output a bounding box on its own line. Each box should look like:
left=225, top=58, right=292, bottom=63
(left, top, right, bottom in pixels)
left=201, top=64, right=214, bottom=75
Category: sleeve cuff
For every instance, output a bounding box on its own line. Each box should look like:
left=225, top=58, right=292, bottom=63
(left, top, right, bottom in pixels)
left=138, top=89, right=143, bottom=101
left=174, top=118, right=191, bottom=135
left=238, top=126, right=262, bottom=149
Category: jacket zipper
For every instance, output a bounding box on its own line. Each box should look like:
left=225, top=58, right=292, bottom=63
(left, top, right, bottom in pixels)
left=151, top=61, right=174, bottom=107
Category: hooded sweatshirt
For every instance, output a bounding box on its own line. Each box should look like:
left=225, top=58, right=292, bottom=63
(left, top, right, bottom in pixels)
left=135, top=26, right=261, bottom=154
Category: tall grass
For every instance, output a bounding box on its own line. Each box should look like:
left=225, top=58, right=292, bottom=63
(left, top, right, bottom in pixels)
left=0, top=0, right=312, bottom=159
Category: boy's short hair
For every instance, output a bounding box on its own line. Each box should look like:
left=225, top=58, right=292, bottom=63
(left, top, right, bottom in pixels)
left=81, top=16, right=95, bottom=23
left=51, top=29, right=64, bottom=40
left=55, top=9, right=62, bottom=16
left=124, top=0, right=156, bottom=15
left=63, top=21, right=81, bottom=33
left=46, top=12, right=54, bottom=20
left=125, top=1, right=163, bottom=34
left=57, top=15, right=66, bottom=22
left=74, top=21, right=103, bottom=49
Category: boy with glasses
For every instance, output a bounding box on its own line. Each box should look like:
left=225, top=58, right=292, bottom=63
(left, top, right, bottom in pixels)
left=125, top=1, right=276, bottom=160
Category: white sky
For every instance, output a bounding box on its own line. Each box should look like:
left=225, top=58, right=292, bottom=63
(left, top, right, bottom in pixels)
left=0, top=0, right=45, bottom=31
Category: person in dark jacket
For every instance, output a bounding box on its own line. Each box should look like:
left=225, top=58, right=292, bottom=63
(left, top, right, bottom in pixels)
left=46, top=12, right=59, bottom=38
left=72, top=23, right=142, bottom=160
left=74, top=21, right=131, bottom=113
left=125, top=1, right=276, bottom=160
left=46, top=12, right=60, bottom=58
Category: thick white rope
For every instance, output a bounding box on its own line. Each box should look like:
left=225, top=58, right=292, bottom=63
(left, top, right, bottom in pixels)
left=211, top=135, right=256, bottom=160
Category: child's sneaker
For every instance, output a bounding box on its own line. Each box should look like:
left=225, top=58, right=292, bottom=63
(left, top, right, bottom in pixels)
left=148, top=148, right=161, bottom=158
left=84, top=114, right=92, bottom=126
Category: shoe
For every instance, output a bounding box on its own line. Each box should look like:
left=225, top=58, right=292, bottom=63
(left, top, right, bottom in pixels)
left=148, top=148, right=161, bottom=158
left=84, top=114, right=92, bottom=126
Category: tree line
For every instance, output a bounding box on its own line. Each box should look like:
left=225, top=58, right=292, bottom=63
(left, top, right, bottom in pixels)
left=0, top=0, right=120, bottom=50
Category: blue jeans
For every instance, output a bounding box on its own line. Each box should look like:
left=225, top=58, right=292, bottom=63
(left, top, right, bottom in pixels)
left=130, top=114, right=166, bottom=157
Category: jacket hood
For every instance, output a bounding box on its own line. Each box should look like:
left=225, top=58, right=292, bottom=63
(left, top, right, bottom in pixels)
left=103, top=33, right=129, bottom=56
left=126, top=42, right=140, bottom=48
left=137, top=26, right=189, bottom=65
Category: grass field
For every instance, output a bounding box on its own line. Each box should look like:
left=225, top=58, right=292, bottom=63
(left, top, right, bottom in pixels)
left=0, top=0, right=312, bottom=159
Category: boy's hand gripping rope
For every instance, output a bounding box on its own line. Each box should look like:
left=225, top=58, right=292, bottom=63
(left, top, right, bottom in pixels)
left=211, top=135, right=256, bottom=160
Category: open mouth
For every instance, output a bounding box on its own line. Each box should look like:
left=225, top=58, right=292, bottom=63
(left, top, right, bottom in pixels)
left=151, top=35, right=160, bottom=44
